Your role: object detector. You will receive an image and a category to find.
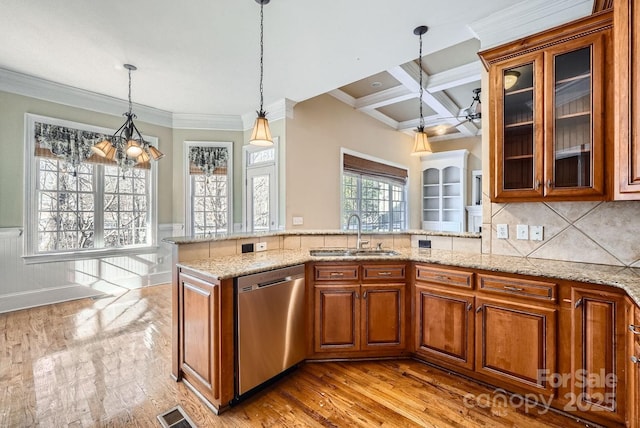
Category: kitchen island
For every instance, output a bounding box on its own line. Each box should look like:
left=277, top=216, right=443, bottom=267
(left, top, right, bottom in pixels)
left=167, top=232, right=640, bottom=426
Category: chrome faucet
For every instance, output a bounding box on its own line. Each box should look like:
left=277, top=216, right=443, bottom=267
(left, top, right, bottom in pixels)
left=347, top=214, right=368, bottom=249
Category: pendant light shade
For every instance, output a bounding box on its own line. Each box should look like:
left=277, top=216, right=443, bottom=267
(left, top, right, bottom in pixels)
left=250, top=113, right=273, bottom=146
left=249, top=0, right=273, bottom=146
left=411, top=129, right=432, bottom=157
left=411, top=25, right=432, bottom=157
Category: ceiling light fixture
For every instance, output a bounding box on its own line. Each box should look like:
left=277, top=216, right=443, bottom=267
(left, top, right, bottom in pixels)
left=464, top=88, right=482, bottom=124
left=504, top=70, right=521, bottom=90
left=249, top=0, right=273, bottom=146
left=411, top=25, right=432, bottom=157
left=92, top=64, right=164, bottom=169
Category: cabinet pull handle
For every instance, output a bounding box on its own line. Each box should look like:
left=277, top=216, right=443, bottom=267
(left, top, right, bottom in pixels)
left=355, top=292, right=360, bottom=299
left=574, top=298, right=583, bottom=308
left=503, top=285, right=524, bottom=292
left=467, top=303, right=473, bottom=311
left=329, top=272, right=344, bottom=277
left=631, top=356, right=639, bottom=364
left=363, top=291, right=367, bottom=299
left=546, top=180, right=553, bottom=189
left=476, top=306, right=483, bottom=313
left=378, top=272, right=392, bottom=276
left=629, top=324, right=640, bottom=335
left=435, top=275, right=448, bottom=281
left=534, top=179, right=540, bottom=190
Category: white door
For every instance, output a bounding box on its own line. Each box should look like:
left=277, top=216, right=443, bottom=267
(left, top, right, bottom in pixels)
left=246, top=165, right=276, bottom=231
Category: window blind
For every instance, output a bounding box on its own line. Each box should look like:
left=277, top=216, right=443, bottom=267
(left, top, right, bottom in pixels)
left=343, top=153, right=407, bottom=184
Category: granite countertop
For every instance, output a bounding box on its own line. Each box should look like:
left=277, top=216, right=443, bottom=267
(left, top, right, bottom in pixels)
left=178, top=248, right=640, bottom=306
left=163, top=229, right=481, bottom=245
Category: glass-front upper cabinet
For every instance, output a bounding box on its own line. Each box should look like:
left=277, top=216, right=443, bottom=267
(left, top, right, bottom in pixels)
left=481, top=12, right=612, bottom=202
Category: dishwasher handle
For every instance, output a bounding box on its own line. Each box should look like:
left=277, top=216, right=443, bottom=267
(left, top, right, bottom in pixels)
left=238, top=274, right=304, bottom=293
left=258, top=276, right=293, bottom=288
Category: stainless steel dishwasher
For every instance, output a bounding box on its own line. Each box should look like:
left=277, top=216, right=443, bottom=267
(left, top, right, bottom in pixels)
left=235, top=264, right=306, bottom=397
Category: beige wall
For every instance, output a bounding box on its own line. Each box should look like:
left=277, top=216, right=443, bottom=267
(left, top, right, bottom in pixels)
left=285, top=94, right=421, bottom=229
left=0, top=91, right=173, bottom=227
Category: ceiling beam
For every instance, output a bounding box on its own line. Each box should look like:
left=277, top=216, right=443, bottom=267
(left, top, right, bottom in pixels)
left=353, top=85, right=413, bottom=110
left=426, top=61, right=482, bottom=93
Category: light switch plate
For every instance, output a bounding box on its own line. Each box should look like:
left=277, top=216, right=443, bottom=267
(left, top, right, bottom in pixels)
left=497, top=224, right=509, bottom=239
left=530, top=225, right=544, bottom=241
left=516, top=224, right=528, bottom=240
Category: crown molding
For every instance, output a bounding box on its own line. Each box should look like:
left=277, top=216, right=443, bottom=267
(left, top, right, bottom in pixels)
left=469, top=0, right=592, bottom=49
left=0, top=68, right=302, bottom=132
left=0, top=68, right=174, bottom=127
left=172, top=114, right=243, bottom=130
left=241, top=98, right=296, bottom=130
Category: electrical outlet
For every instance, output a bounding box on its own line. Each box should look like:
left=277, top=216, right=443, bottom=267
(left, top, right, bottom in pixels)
left=292, top=216, right=304, bottom=226
left=516, top=224, right=528, bottom=240
left=255, top=242, right=267, bottom=252
left=496, top=224, right=509, bottom=239
left=530, top=225, right=544, bottom=241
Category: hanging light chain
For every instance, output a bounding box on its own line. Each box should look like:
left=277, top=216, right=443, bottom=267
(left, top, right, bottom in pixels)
left=259, top=0, right=265, bottom=114
left=418, top=31, right=424, bottom=131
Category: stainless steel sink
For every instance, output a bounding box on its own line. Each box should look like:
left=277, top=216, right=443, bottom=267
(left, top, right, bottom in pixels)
left=309, top=248, right=400, bottom=257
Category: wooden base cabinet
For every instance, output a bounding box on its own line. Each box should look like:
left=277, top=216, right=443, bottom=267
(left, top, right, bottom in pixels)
left=628, top=303, right=640, bottom=426
left=175, top=268, right=234, bottom=413
left=413, top=265, right=475, bottom=371
left=313, top=263, right=407, bottom=356
left=475, top=297, right=556, bottom=395
left=571, top=287, right=629, bottom=424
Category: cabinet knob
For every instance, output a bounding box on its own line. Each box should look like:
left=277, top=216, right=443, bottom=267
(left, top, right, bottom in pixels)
left=629, top=324, right=640, bottom=335
left=632, top=356, right=639, bottom=364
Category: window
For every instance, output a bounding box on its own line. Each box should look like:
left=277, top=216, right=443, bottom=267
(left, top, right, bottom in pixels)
left=24, top=114, right=157, bottom=261
left=185, top=142, right=232, bottom=235
left=341, top=152, right=408, bottom=231
left=243, top=139, right=278, bottom=232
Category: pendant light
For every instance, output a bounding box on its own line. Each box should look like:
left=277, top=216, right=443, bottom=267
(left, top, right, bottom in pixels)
left=92, top=64, right=164, bottom=168
left=249, top=0, right=273, bottom=146
left=411, top=25, right=432, bottom=157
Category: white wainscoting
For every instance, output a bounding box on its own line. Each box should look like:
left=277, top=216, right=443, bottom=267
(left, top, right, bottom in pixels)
left=0, top=224, right=182, bottom=313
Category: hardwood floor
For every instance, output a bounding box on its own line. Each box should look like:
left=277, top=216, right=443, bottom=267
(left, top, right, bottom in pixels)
left=0, top=284, right=594, bottom=427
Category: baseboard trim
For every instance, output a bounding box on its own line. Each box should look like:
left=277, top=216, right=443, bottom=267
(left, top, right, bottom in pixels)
left=0, top=284, right=107, bottom=314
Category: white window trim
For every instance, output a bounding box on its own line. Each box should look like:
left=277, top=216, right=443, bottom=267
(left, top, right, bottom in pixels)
left=23, top=113, right=159, bottom=263
left=184, top=141, right=233, bottom=236
left=339, top=147, right=410, bottom=231
left=242, top=137, right=279, bottom=232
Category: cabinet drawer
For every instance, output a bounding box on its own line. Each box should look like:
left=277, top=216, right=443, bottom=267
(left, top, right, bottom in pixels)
left=314, top=265, right=359, bottom=281
left=477, top=274, right=556, bottom=302
left=415, top=265, right=473, bottom=289
left=363, top=264, right=405, bottom=281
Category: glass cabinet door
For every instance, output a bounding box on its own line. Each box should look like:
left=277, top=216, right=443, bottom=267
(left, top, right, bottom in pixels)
left=545, top=33, right=605, bottom=197
left=494, top=52, right=544, bottom=199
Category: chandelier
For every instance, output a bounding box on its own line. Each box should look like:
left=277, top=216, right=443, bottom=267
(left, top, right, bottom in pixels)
left=189, top=147, right=229, bottom=176
left=92, top=64, right=164, bottom=168
left=411, top=25, right=432, bottom=157
left=249, top=0, right=273, bottom=146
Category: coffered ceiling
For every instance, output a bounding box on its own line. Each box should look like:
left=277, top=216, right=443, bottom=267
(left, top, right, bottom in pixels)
left=0, top=0, right=593, bottom=132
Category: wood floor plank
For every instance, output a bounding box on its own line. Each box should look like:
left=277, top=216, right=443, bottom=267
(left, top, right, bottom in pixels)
left=0, top=284, right=601, bottom=427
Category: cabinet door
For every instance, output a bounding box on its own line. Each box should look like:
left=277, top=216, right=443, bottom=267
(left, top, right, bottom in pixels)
left=572, top=288, right=627, bottom=422
left=179, top=272, right=220, bottom=404
left=492, top=52, right=545, bottom=200
left=414, top=284, right=474, bottom=370
left=361, top=283, right=405, bottom=351
left=544, top=33, right=607, bottom=198
left=475, top=297, right=556, bottom=394
left=314, top=284, right=360, bottom=352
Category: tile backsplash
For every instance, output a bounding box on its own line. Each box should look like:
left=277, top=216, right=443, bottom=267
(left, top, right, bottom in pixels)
left=483, top=199, right=640, bottom=267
